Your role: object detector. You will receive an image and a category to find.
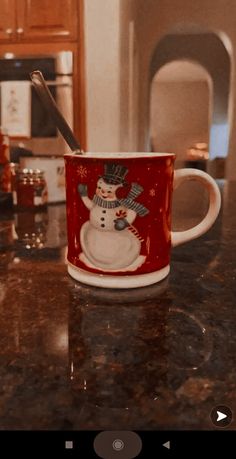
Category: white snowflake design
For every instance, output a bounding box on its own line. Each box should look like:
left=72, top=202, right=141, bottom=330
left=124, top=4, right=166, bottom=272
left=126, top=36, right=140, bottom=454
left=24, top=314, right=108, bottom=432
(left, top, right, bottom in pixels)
left=77, top=165, right=87, bottom=179
left=149, top=188, right=156, bottom=197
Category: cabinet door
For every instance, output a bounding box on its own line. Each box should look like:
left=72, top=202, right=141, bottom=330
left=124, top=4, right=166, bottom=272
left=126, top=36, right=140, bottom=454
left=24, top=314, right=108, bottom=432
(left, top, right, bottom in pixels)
left=17, top=0, right=78, bottom=41
left=0, top=0, right=16, bottom=41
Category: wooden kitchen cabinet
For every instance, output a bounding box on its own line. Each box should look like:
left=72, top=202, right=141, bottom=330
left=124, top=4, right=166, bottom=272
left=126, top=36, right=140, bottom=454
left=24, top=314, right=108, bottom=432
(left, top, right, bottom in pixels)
left=17, top=0, right=78, bottom=41
left=0, top=0, right=16, bottom=41
left=0, top=0, right=77, bottom=42
left=0, top=0, right=86, bottom=149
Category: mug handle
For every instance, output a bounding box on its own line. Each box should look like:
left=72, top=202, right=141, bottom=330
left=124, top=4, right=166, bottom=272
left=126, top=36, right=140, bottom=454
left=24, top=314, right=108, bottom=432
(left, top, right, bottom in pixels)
left=171, top=168, right=221, bottom=247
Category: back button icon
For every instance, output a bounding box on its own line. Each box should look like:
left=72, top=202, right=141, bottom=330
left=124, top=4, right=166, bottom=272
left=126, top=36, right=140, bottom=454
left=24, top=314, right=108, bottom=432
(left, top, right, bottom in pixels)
left=163, top=441, right=170, bottom=450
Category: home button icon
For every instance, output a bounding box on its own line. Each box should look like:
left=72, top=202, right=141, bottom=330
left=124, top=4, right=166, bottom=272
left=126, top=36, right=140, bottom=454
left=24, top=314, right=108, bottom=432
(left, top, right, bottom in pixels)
left=94, top=431, right=142, bottom=459
left=112, top=439, right=125, bottom=451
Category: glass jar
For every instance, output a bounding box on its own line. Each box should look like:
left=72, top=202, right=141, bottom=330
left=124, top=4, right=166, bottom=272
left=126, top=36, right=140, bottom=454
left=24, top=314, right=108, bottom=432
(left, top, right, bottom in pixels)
left=0, top=127, right=11, bottom=193
left=16, top=168, right=48, bottom=209
left=32, top=169, right=48, bottom=207
left=10, top=162, right=19, bottom=206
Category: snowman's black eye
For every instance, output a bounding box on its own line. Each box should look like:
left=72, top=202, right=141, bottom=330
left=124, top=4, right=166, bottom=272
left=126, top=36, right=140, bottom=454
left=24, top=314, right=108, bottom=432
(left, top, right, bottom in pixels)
left=108, top=191, right=112, bottom=194
left=98, top=186, right=101, bottom=189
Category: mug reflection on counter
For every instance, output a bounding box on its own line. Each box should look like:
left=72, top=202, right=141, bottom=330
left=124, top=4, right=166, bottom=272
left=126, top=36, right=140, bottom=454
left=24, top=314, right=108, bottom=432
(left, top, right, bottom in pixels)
left=68, top=280, right=212, bottom=409
left=68, top=280, right=169, bottom=408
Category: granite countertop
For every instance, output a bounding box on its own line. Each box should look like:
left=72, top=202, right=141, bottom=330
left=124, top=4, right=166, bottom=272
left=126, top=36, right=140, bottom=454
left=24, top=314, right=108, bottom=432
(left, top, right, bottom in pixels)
left=0, top=180, right=235, bottom=431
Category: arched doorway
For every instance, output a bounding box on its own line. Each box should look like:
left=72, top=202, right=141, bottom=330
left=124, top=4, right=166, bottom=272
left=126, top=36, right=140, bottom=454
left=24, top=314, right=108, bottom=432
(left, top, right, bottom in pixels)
left=149, top=32, right=232, bottom=176
left=150, top=60, right=212, bottom=169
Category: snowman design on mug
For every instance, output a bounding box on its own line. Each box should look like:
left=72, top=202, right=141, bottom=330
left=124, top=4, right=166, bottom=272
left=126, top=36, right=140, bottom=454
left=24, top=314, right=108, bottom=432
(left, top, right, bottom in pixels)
left=78, top=163, right=149, bottom=271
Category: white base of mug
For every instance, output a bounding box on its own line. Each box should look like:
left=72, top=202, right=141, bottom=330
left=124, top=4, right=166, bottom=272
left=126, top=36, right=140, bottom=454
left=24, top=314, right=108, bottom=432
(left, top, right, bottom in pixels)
left=67, top=262, right=170, bottom=289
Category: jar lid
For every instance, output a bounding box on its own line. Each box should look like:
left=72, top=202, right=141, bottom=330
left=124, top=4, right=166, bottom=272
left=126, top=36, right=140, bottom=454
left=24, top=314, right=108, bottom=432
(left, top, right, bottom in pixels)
left=18, top=168, right=45, bottom=179
left=32, top=168, right=44, bottom=174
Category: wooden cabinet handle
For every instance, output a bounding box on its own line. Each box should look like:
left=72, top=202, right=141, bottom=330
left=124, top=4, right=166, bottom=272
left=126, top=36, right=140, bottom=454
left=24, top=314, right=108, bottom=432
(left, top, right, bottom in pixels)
left=5, top=28, right=13, bottom=35
left=16, top=27, right=24, bottom=34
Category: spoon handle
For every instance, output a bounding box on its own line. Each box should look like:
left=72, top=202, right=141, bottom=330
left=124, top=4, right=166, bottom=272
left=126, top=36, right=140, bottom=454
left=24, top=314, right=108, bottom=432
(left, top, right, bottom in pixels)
left=30, top=70, right=82, bottom=154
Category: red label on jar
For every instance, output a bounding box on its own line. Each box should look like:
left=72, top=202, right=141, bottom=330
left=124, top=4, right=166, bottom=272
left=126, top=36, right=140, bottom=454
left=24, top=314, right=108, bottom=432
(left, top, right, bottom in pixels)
left=0, top=131, right=11, bottom=193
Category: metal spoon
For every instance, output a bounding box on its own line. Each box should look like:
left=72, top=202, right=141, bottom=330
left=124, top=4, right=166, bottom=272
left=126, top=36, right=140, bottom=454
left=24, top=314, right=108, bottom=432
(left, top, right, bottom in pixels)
left=30, top=70, right=82, bottom=154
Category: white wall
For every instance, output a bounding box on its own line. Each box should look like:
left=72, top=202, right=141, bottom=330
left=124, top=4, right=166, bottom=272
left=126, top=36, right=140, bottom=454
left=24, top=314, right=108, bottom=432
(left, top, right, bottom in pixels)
left=119, top=0, right=138, bottom=151
left=84, top=0, right=120, bottom=152
left=84, top=0, right=138, bottom=153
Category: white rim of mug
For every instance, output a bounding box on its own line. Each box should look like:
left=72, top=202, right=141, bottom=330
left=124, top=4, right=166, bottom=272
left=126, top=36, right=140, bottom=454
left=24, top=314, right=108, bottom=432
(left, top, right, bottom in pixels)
left=64, top=152, right=176, bottom=159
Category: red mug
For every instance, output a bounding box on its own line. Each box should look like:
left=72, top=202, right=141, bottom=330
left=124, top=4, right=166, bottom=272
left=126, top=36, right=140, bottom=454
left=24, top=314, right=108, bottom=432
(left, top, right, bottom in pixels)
left=64, top=153, right=221, bottom=289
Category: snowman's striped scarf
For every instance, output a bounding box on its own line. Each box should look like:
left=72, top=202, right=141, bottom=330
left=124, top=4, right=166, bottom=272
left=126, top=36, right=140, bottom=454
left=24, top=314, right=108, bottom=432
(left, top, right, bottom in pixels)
left=93, top=195, right=120, bottom=208
left=93, top=194, right=149, bottom=217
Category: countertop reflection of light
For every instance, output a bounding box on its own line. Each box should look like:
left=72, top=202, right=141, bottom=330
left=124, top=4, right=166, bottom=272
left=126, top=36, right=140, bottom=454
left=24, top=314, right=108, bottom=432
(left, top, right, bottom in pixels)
left=23, top=232, right=46, bottom=249
left=70, top=361, right=74, bottom=380
left=83, top=379, right=87, bottom=391
left=0, top=283, right=6, bottom=304
left=48, top=327, right=69, bottom=356
left=13, top=257, right=21, bottom=264
left=4, top=52, right=14, bottom=59
left=55, top=330, right=68, bottom=352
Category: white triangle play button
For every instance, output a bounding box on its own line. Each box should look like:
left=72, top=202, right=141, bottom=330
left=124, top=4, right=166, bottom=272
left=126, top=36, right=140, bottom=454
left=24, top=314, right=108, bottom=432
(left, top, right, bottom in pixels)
left=217, top=411, right=227, bottom=422
left=211, top=405, right=232, bottom=427
left=163, top=441, right=170, bottom=449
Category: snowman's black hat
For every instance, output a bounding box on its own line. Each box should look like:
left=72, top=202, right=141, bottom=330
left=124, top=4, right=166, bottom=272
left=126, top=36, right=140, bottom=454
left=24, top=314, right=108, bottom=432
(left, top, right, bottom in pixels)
left=100, top=163, right=128, bottom=186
